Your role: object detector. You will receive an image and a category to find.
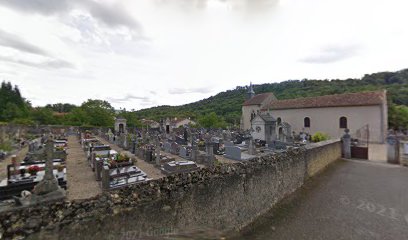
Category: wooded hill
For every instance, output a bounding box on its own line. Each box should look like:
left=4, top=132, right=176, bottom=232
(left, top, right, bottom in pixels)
left=1, top=69, right=408, bottom=129
left=134, top=69, right=408, bottom=128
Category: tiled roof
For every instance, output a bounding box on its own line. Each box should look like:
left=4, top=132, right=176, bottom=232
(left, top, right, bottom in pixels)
left=243, top=93, right=275, bottom=106
left=263, top=90, right=386, bottom=110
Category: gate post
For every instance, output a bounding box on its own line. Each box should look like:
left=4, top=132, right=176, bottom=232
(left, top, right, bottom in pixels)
left=342, top=129, right=351, bottom=159
left=386, top=134, right=400, bottom=164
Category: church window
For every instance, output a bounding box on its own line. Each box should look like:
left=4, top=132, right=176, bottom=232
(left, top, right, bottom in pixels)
left=339, top=117, right=347, bottom=128
left=277, top=117, right=282, bottom=125
left=304, top=117, right=310, bottom=128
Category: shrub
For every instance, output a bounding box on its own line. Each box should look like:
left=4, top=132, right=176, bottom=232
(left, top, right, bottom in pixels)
left=311, top=132, right=330, bottom=142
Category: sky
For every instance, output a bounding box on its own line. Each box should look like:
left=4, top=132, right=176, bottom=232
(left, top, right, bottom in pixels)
left=0, top=0, right=408, bottom=110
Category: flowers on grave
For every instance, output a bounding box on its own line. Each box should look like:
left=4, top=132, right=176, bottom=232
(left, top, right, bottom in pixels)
left=57, top=165, right=65, bottom=172
left=115, top=153, right=130, bottom=163
left=27, top=165, right=40, bottom=176
left=198, top=140, right=205, bottom=147
left=54, top=146, right=65, bottom=151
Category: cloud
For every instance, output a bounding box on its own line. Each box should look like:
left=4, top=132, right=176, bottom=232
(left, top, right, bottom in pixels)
left=81, top=1, right=141, bottom=30
left=0, top=0, right=71, bottom=15
left=300, top=45, right=361, bottom=64
left=168, top=87, right=212, bottom=94
left=0, top=29, right=50, bottom=56
left=107, top=94, right=150, bottom=103
left=0, top=56, right=75, bottom=69
left=0, top=0, right=142, bottom=32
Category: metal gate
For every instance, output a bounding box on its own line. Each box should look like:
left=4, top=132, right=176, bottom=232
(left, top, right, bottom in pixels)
left=351, top=125, right=369, bottom=159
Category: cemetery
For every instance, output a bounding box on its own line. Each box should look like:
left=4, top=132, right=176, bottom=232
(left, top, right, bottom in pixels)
left=0, top=105, right=407, bottom=239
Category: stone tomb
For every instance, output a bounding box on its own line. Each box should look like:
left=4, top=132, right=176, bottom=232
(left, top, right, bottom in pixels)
left=161, top=160, right=199, bottom=175
left=225, top=146, right=242, bottom=161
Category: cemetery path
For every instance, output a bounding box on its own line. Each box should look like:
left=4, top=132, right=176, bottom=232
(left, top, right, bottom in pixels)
left=96, top=137, right=164, bottom=180
left=234, top=159, right=408, bottom=240
left=66, top=136, right=101, bottom=200
left=0, top=145, right=28, bottom=180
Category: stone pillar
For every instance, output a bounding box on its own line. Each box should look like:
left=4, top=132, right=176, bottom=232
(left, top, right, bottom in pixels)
left=155, top=148, right=161, bottom=166
left=248, top=138, right=256, bottom=155
left=101, top=165, right=110, bottom=191
left=341, top=129, right=351, bottom=159
left=191, top=145, right=198, bottom=162
left=206, top=141, right=214, bottom=166
left=386, top=134, right=400, bottom=164
left=95, top=160, right=103, bottom=181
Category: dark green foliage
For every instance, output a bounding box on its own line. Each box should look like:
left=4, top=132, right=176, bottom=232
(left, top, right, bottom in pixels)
left=0, top=81, right=31, bottom=122
left=45, top=103, right=76, bottom=113
left=198, top=112, right=227, bottom=128
left=389, top=104, right=408, bottom=129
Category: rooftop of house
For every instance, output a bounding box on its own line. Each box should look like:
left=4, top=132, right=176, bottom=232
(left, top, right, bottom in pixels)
left=262, top=90, right=386, bottom=110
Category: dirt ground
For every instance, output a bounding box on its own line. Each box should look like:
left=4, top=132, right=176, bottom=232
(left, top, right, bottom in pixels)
left=66, top=136, right=101, bottom=200
left=0, top=146, right=28, bottom=180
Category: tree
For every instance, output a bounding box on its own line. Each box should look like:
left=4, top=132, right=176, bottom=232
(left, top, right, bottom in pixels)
left=31, top=107, right=56, bottom=125
left=389, top=104, right=408, bottom=129
left=0, top=81, right=30, bottom=121
left=80, top=99, right=115, bottom=126
left=198, top=112, right=227, bottom=129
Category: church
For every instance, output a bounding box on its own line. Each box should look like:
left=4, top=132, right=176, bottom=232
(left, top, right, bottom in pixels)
left=241, top=84, right=388, bottom=143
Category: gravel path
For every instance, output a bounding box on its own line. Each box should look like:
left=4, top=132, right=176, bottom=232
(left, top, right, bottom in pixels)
left=0, top=146, right=28, bottom=180
left=66, top=136, right=101, bottom=200
left=96, top=137, right=165, bottom=180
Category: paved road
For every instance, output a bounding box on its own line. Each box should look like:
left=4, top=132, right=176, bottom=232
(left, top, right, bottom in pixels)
left=235, top=160, right=408, bottom=240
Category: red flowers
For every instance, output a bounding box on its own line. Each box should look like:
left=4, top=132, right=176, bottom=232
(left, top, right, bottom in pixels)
left=27, top=165, right=40, bottom=175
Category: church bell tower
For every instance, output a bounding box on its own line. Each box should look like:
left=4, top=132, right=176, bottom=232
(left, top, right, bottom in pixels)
left=247, top=82, right=255, bottom=100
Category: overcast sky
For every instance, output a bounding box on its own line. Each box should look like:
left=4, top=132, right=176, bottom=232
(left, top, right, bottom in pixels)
left=0, top=0, right=407, bottom=110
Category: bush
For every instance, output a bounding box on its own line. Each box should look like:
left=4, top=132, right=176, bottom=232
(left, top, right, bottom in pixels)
left=311, top=132, right=330, bottom=142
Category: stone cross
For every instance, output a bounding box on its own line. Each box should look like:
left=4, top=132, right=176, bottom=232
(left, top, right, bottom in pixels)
left=155, top=136, right=161, bottom=166
left=33, top=136, right=59, bottom=195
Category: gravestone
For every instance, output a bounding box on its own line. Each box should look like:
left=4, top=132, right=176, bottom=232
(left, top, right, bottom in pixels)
left=225, top=146, right=242, bottom=161
left=180, top=146, right=189, bottom=159
left=224, top=141, right=234, bottom=147
left=171, top=142, right=179, bottom=155
left=164, top=142, right=172, bottom=153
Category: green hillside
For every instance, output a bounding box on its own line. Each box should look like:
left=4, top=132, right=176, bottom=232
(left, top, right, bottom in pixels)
left=134, top=69, right=408, bottom=128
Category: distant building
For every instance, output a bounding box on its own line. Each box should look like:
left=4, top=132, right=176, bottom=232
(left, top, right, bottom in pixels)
left=242, top=84, right=388, bottom=143
left=163, top=118, right=196, bottom=133
left=140, top=119, right=160, bottom=129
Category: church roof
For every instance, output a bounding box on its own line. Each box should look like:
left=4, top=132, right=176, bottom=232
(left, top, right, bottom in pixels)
left=263, top=90, right=386, bottom=110
left=243, top=93, right=275, bottom=106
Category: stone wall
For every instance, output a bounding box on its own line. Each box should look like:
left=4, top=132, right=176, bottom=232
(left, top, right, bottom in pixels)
left=0, top=140, right=341, bottom=240
left=305, top=139, right=342, bottom=177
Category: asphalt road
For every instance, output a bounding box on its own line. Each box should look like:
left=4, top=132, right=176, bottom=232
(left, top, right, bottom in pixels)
left=235, top=159, right=408, bottom=240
